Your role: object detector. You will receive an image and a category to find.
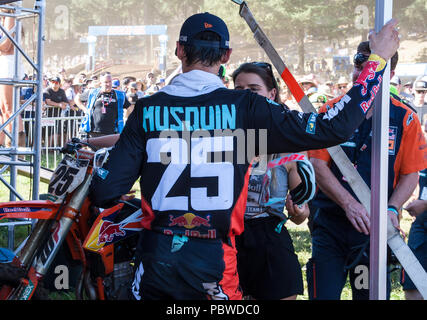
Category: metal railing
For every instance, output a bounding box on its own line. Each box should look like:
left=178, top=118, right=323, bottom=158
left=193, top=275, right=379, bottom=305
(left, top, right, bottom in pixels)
left=0, top=219, right=33, bottom=253
left=1, top=113, right=84, bottom=253
left=0, top=0, right=46, bottom=201
left=22, top=113, right=85, bottom=169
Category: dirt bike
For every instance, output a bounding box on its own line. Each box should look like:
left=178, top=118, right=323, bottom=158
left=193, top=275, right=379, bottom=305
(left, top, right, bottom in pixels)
left=0, top=138, right=143, bottom=300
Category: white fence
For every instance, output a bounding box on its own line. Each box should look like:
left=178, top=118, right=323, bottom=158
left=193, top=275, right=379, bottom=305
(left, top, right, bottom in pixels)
left=23, top=114, right=86, bottom=170
left=0, top=114, right=85, bottom=254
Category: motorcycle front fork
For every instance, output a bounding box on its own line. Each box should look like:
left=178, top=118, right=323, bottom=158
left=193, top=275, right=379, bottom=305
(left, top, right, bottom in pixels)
left=8, top=173, right=93, bottom=300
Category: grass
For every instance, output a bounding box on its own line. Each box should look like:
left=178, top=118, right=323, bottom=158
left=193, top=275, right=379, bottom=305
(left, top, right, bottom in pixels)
left=0, top=171, right=418, bottom=300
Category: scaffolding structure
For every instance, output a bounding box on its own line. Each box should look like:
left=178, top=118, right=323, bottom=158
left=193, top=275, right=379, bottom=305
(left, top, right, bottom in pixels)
left=0, top=0, right=45, bottom=201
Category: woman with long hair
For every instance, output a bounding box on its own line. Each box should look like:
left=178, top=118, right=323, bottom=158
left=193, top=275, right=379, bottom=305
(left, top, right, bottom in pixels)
left=232, top=62, right=312, bottom=300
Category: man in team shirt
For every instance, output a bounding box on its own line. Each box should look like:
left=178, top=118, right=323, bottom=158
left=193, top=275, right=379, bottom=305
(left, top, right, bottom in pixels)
left=307, top=42, right=426, bottom=300
left=89, top=12, right=400, bottom=300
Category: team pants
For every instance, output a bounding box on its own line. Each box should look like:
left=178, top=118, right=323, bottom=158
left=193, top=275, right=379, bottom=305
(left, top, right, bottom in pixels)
left=131, top=229, right=242, bottom=300
left=307, top=208, right=391, bottom=300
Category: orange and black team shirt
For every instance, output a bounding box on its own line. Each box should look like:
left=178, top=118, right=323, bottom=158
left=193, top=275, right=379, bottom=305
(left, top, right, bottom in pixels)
left=90, top=57, right=390, bottom=241
left=308, top=95, right=427, bottom=210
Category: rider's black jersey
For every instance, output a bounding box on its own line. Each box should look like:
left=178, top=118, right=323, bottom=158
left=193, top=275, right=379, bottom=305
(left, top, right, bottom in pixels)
left=90, top=60, right=386, bottom=240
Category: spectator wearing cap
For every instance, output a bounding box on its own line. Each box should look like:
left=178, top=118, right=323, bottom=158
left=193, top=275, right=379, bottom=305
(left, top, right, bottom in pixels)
left=389, top=75, right=415, bottom=108
left=74, top=79, right=94, bottom=113
left=336, top=76, right=349, bottom=96
left=145, top=72, right=156, bottom=92
left=156, top=78, right=166, bottom=90
left=136, top=79, right=146, bottom=93
left=43, top=76, right=70, bottom=145
left=390, top=75, right=401, bottom=96
left=122, top=77, right=132, bottom=93
left=403, top=81, right=414, bottom=97
left=44, top=76, right=70, bottom=118
left=398, top=82, right=415, bottom=103
left=66, top=78, right=84, bottom=116
left=112, top=78, right=120, bottom=89
left=413, top=76, right=427, bottom=124
left=299, top=76, right=317, bottom=95
left=325, top=80, right=334, bottom=92
left=129, top=81, right=144, bottom=99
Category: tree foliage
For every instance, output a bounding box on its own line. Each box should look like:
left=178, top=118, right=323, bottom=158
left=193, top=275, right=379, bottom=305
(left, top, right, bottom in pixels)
left=38, top=0, right=426, bottom=69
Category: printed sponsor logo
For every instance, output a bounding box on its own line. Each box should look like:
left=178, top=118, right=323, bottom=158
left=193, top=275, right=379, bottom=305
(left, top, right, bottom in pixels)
left=96, top=168, right=109, bottom=180
left=20, top=279, right=35, bottom=300
left=306, top=113, right=317, bottom=134
left=389, top=126, right=397, bottom=155
left=2, top=207, right=32, bottom=213
left=406, top=113, right=414, bottom=126
left=163, top=228, right=217, bottom=239
left=204, top=22, right=213, bottom=28
left=359, top=75, right=382, bottom=114
left=357, top=60, right=379, bottom=96
left=169, top=213, right=211, bottom=229
left=97, top=220, right=126, bottom=245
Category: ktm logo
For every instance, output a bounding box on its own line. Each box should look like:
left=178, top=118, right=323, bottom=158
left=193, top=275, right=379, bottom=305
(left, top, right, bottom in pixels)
left=204, top=22, right=213, bottom=28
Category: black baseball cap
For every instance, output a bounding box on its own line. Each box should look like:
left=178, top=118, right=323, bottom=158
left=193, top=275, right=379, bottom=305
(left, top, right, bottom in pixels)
left=49, top=76, right=61, bottom=83
left=179, top=12, right=230, bottom=49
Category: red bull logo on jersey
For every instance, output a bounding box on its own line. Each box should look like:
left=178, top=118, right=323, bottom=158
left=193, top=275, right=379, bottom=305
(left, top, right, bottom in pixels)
left=169, top=213, right=211, bottom=229
left=355, top=59, right=384, bottom=114
left=357, top=60, right=379, bottom=96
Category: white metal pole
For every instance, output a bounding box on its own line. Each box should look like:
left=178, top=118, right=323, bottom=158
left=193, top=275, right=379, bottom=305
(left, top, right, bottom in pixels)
left=32, top=0, right=46, bottom=200
left=369, top=0, right=393, bottom=300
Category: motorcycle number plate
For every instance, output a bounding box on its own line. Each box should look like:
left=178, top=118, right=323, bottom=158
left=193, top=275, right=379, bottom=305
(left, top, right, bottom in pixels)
left=47, top=155, right=89, bottom=203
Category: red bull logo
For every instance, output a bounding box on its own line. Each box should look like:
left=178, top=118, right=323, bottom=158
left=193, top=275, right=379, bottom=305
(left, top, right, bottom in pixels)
left=97, top=220, right=126, bottom=245
left=357, top=60, right=379, bottom=96
left=168, top=213, right=211, bottom=229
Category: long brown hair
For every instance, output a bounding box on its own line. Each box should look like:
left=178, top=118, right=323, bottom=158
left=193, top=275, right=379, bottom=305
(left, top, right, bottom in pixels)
left=233, top=62, right=284, bottom=187
left=232, top=62, right=281, bottom=103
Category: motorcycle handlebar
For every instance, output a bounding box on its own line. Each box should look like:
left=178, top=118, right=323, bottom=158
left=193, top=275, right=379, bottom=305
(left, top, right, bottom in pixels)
left=61, top=138, right=98, bottom=154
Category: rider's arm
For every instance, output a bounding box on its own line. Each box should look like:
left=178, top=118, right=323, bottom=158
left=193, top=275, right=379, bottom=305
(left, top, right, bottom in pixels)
left=89, top=103, right=145, bottom=208
left=83, top=134, right=120, bottom=148
left=249, top=55, right=387, bottom=154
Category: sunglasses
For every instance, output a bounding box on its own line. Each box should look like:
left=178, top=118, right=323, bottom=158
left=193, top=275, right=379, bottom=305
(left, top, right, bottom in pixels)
left=338, top=85, right=347, bottom=89
left=251, top=61, right=273, bottom=70
left=353, top=53, right=370, bottom=66
left=247, top=62, right=279, bottom=90
left=416, top=90, right=427, bottom=94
